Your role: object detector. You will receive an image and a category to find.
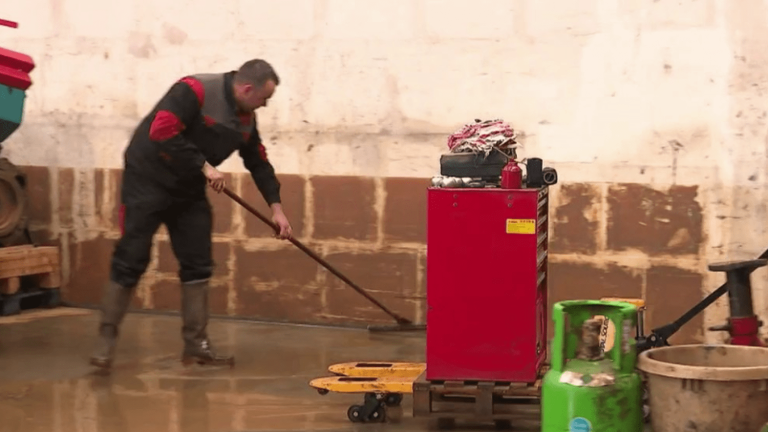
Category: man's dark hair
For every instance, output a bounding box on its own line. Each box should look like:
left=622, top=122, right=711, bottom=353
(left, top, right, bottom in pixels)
left=234, top=59, right=280, bottom=87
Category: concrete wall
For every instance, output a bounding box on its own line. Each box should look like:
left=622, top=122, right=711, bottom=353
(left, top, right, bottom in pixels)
left=3, top=0, right=768, bottom=343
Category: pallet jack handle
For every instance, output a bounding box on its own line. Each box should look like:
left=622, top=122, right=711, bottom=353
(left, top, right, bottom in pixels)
left=222, top=187, right=415, bottom=327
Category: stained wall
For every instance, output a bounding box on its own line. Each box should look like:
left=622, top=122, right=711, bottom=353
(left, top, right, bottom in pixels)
left=4, top=0, right=768, bottom=343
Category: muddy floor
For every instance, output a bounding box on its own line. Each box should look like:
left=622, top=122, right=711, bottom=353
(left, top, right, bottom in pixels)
left=0, top=307, right=654, bottom=431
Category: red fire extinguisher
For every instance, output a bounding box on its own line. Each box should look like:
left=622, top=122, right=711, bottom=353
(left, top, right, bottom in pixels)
left=501, top=160, right=522, bottom=189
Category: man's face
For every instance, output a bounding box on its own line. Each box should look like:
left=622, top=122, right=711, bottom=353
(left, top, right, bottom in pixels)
left=241, top=80, right=276, bottom=111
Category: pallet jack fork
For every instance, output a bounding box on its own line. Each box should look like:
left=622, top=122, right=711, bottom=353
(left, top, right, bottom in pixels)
left=309, top=362, right=426, bottom=423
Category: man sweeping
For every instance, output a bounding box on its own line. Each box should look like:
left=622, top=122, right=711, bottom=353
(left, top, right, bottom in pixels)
left=90, top=59, right=293, bottom=369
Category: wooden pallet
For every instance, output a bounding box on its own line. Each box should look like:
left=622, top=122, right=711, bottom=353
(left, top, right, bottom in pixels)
left=413, top=370, right=545, bottom=428
left=0, top=245, right=61, bottom=315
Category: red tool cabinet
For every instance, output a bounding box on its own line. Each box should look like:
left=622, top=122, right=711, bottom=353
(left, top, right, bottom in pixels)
left=425, top=186, right=549, bottom=383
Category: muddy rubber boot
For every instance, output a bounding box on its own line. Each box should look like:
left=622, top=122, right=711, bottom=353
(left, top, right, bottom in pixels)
left=181, top=280, right=234, bottom=367
left=90, top=280, right=134, bottom=369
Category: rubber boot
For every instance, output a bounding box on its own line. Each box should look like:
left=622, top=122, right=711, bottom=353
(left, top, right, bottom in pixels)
left=181, top=280, right=234, bottom=367
left=90, top=280, right=134, bottom=369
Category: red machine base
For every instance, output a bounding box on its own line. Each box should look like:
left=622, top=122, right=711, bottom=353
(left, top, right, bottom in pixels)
left=728, top=316, right=766, bottom=347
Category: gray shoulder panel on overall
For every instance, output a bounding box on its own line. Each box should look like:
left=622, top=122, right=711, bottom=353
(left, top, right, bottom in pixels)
left=193, top=73, right=238, bottom=130
left=193, top=73, right=255, bottom=138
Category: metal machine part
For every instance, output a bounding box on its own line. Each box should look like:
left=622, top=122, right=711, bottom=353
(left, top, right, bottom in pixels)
left=637, top=251, right=768, bottom=352
left=437, top=151, right=559, bottom=191
left=439, top=149, right=510, bottom=179
left=542, top=167, right=558, bottom=185
left=0, top=18, right=35, bottom=145
left=0, top=19, right=34, bottom=246
left=430, top=176, right=487, bottom=189
left=314, top=152, right=558, bottom=424
left=526, top=158, right=559, bottom=188
left=526, top=158, right=544, bottom=188
left=707, top=259, right=766, bottom=347
left=0, top=158, right=31, bottom=247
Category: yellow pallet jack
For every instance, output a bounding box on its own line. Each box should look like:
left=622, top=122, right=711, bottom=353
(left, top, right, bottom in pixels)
left=309, top=362, right=426, bottom=423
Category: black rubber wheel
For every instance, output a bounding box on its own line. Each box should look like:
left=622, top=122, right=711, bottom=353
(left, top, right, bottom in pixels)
left=347, top=405, right=363, bottom=423
left=369, top=406, right=386, bottom=423
left=384, top=393, right=403, bottom=407
left=316, top=388, right=329, bottom=395
left=347, top=404, right=386, bottom=423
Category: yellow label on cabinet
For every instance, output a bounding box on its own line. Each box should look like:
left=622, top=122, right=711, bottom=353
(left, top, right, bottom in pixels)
left=506, top=219, right=536, bottom=234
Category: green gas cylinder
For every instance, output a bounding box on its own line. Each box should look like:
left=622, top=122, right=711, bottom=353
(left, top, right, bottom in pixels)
left=542, top=300, right=643, bottom=432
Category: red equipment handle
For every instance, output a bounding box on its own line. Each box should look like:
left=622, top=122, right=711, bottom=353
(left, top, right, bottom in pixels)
left=0, top=19, right=18, bottom=29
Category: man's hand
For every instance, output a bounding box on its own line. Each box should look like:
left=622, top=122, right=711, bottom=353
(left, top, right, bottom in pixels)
left=270, top=203, right=292, bottom=239
left=203, top=162, right=226, bottom=192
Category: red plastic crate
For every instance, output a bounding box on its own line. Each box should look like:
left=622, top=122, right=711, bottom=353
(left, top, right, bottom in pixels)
left=0, top=65, right=31, bottom=90
left=0, top=47, right=34, bottom=73
left=0, top=20, right=35, bottom=90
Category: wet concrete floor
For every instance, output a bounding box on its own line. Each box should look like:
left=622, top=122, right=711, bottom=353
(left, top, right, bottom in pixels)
left=0, top=308, right=658, bottom=432
left=0, top=307, right=549, bottom=432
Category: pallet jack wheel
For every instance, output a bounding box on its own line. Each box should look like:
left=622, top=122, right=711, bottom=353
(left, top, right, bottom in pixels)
left=347, top=405, right=363, bottom=422
left=347, top=404, right=386, bottom=423
left=384, top=393, right=403, bottom=407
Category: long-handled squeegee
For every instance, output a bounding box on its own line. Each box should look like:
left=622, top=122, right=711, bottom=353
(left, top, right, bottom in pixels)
left=223, top=187, right=425, bottom=333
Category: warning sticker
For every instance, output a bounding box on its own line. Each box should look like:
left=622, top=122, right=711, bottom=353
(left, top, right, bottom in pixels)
left=506, top=219, right=536, bottom=234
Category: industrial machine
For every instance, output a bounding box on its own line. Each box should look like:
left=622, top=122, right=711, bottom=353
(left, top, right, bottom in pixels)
left=309, top=120, right=559, bottom=426
left=304, top=118, right=768, bottom=429
left=411, top=120, right=558, bottom=426
left=637, top=255, right=768, bottom=352
left=705, top=260, right=766, bottom=347
left=0, top=18, right=35, bottom=248
left=0, top=18, right=34, bottom=144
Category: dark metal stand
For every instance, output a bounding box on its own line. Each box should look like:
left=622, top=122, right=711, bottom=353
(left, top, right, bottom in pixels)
left=636, top=248, right=768, bottom=352
left=708, top=259, right=766, bottom=347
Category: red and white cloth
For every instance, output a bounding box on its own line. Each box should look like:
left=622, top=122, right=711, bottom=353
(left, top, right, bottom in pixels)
left=446, top=119, right=518, bottom=154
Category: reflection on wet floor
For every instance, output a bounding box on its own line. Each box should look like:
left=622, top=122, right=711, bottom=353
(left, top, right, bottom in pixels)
left=0, top=308, right=442, bottom=432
